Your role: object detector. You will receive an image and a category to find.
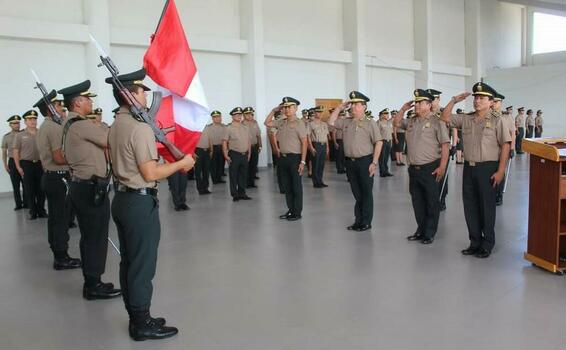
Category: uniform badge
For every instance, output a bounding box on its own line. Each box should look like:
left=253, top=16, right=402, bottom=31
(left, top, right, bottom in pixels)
left=486, top=121, right=492, bottom=128
left=424, top=122, right=431, bottom=128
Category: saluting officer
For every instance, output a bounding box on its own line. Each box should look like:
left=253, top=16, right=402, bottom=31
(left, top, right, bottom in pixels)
left=377, top=108, right=394, bottom=177
left=515, top=107, right=525, bottom=154
left=107, top=68, right=193, bottom=341
left=535, top=109, right=543, bottom=137
left=210, top=111, right=227, bottom=184
left=331, top=108, right=347, bottom=174
left=35, top=90, right=81, bottom=270
left=328, top=91, right=383, bottom=232
left=59, top=80, right=121, bottom=299
left=243, top=107, right=262, bottom=188
left=393, top=89, right=450, bottom=244
left=308, top=105, right=330, bottom=187
left=13, top=110, right=47, bottom=219
left=195, top=113, right=214, bottom=195
left=2, top=115, right=25, bottom=210
left=264, top=97, right=308, bottom=221
left=441, top=82, right=512, bottom=258
left=223, top=107, right=252, bottom=201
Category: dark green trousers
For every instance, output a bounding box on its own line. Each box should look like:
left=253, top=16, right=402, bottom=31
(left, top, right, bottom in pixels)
left=345, top=155, right=374, bottom=226
left=112, top=192, right=160, bottom=313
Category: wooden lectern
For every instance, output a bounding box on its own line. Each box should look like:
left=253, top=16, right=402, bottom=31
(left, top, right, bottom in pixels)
left=523, top=138, right=566, bottom=274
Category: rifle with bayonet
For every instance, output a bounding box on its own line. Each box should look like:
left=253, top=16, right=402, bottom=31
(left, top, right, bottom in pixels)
left=30, top=69, right=63, bottom=125
left=89, top=34, right=185, bottom=161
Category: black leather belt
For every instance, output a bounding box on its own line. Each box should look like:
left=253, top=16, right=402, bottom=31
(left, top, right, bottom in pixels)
left=197, top=147, right=210, bottom=152
left=464, top=161, right=498, bottom=167
left=71, top=176, right=95, bottom=184
left=347, top=154, right=372, bottom=162
left=45, top=170, right=69, bottom=175
left=21, top=159, right=40, bottom=163
left=229, top=150, right=248, bottom=156
left=280, top=153, right=300, bottom=158
left=409, top=160, right=440, bottom=170
left=115, top=183, right=158, bottom=196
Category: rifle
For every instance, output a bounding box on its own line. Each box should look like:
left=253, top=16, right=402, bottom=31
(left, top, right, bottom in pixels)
left=30, top=69, right=63, bottom=125
left=89, top=34, right=185, bottom=161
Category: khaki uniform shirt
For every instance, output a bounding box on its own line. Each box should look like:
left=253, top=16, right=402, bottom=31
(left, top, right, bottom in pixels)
left=13, top=129, right=40, bottom=161
left=108, top=107, right=159, bottom=189
left=335, top=118, right=383, bottom=158
left=63, top=111, right=108, bottom=179
left=535, top=116, right=543, bottom=127
left=449, top=112, right=512, bottom=162
left=197, top=125, right=212, bottom=149
left=273, top=118, right=307, bottom=154
left=496, top=111, right=516, bottom=140
left=515, top=114, right=525, bottom=129
left=398, top=113, right=450, bottom=165
left=526, top=115, right=535, bottom=127
left=378, top=119, right=394, bottom=141
left=223, top=122, right=251, bottom=153
left=37, top=118, right=69, bottom=171
left=243, top=120, right=261, bottom=146
left=308, top=119, right=329, bottom=143
left=209, top=123, right=226, bottom=146
left=2, top=131, right=19, bottom=158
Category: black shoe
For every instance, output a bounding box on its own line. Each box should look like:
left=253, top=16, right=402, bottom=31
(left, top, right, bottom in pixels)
left=240, top=195, right=252, bottom=200
left=347, top=223, right=361, bottom=231
left=28, top=214, right=38, bottom=220
left=38, top=212, right=48, bottom=218
left=474, top=248, right=491, bottom=259
left=247, top=184, right=257, bottom=188
left=68, top=221, right=77, bottom=228
left=379, top=174, right=386, bottom=178
left=286, top=214, right=302, bottom=221
left=397, top=162, right=406, bottom=166
left=53, top=256, right=81, bottom=270
left=179, top=204, right=190, bottom=210
left=461, top=246, right=479, bottom=256
left=232, top=197, right=240, bottom=202
left=129, top=316, right=166, bottom=334
left=496, top=198, right=503, bottom=206
left=174, top=206, right=182, bottom=211
left=421, top=237, right=434, bottom=245
left=354, top=224, right=371, bottom=232
left=129, top=319, right=178, bottom=341
left=254, top=176, right=260, bottom=180
left=313, top=184, right=322, bottom=188
left=439, top=202, right=446, bottom=211
left=407, top=233, right=423, bottom=241
left=199, top=190, right=212, bottom=195
left=320, top=183, right=328, bottom=187
left=14, top=205, right=24, bottom=211
left=83, top=282, right=122, bottom=300
left=385, top=173, right=394, bottom=177
left=279, top=211, right=293, bottom=219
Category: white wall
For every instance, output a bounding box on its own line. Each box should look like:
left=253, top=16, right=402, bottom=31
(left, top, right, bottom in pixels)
left=365, top=0, right=414, bottom=60
left=431, top=0, right=466, bottom=67
left=366, top=68, right=415, bottom=112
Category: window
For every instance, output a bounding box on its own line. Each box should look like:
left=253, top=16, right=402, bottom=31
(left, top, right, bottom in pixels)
left=533, top=12, right=566, bottom=54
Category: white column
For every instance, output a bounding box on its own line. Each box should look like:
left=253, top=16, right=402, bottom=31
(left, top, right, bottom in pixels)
left=240, top=0, right=269, bottom=166
left=83, top=0, right=113, bottom=124
left=343, top=0, right=367, bottom=93
left=465, top=0, right=482, bottom=109
left=413, top=0, right=433, bottom=89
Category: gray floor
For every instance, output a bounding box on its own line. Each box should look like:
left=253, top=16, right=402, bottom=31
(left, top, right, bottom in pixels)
left=1, top=154, right=566, bottom=350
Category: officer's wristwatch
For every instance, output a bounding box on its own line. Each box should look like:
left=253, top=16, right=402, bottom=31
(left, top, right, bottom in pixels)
left=372, top=161, right=378, bottom=166
left=300, top=160, right=306, bottom=165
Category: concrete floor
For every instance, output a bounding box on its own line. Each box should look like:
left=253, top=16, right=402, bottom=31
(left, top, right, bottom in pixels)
left=1, top=154, right=566, bottom=350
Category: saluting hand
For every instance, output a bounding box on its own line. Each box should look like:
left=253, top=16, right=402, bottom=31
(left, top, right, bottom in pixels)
left=451, top=92, right=471, bottom=103
left=432, top=167, right=445, bottom=182
left=490, top=170, right=505, bottom=187
left=339, top=101, right=350, bottom=111
left=368, top=163, right=377, bottom=177
left=399, top=100, right=414, bottom=113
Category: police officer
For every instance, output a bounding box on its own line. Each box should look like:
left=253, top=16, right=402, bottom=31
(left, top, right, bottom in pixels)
left=308, top=105, right=330, bottom=187
left=223, top=107, right=252, bottom=201
left=454, top=108, right=465, bottom=164
left=107, top=68, right=193, bottom=341
left=441, top=82, right=512, bottom=258
left=393, top=89, right=450, bottom=244
left=59, top=80, right=121, bottom=299
left=195, top=114, right=214, bottom=195
left=210, top=111, right=227, bottom=184
left=328, top=91, right=383, bottom=232
left=268, top=109, right=285, bottom=194
left=35, top=90, right=81, bottom=270
left=535, top=109, right=543, bottom=137
left=515, top=107, right=525, bottom=154
left=13, top=110, right=47, bottom=219
left=377, top=108, right=393, bottom=177
left=331, top=108, right=346, bottom=173
left=2, top=115, right=25, bottom=210
left=392, top=111, right=406, bottom=166
left=493, top=94, right=515, bottom=206
left=525, top=109, right=535, bottom=138
left=167, top=170, right=189, bottom=211
left=243, top=107, right=261, bottom=188
left=264, top=97, right=308, bottom=221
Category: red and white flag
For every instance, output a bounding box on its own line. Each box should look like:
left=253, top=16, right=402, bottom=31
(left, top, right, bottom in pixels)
left=143, top=0, right=209, bottom=162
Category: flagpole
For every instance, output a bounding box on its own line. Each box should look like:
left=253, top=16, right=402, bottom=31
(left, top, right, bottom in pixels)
left=154, top=0, right=171, bottom=35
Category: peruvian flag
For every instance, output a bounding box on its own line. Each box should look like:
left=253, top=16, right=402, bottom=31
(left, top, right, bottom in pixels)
left=143, top=0, right=209, bottom=162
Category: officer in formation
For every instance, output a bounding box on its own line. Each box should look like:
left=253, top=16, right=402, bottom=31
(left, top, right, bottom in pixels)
left=107, top=68, right=194, bottom=341
left=58, top=80, right=121, bottom=299
left=535, top=110, right=544, bottom=137
left=393, top=89, right=450, bottom=245
left=307, top=105, right=330, bottom=187
left=13, top=110, right=47, bottom=219
left=195, top=112, right=214, bottom=195
left=493, top=94, right=515, bottom=206
left=515, top=106, right=525, bottom=154
left=210, top=111, right=227, bottom=184
left=264, top=97, right=307, bottom=221
left=525, top=109, right=535, bottom=138
left=2, top=115, right=25, bottom=210
left=441, top=82, right=512, bottom=258
left=328, top=91, right=383, bottom=232
left=167, top=169, right=189, bottom=211
left=243, top=107, right=262, bottom=188
left=377, top=108, right=393, bottom=177
left=35, top=90, right=81, bottom=270
left=268, top=106, right=286, bottom=194
left=330, top=108, right=347, bottom=174
left=392, top=111, right=406, bottom=166
left=454, top=108, right=465, bottom=164
left=223, top=107, right=252, bottom=201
